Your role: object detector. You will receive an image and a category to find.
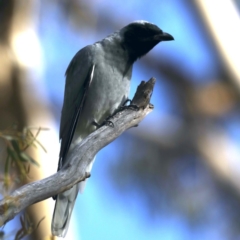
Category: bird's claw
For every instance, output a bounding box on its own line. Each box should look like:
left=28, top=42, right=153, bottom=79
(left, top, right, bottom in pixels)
left=92, top=119, right=114, bottom=128
left=104, top=120, right=114, bottom=128
left=127, top=104, right=139, bottom=111
left=120, top=104, right=139, bottom=111
left=123, top=98, right=132, bottom=106
left=92, top=121, right=101, bottom=128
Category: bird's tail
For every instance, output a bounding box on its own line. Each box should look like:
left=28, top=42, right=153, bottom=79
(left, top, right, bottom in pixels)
left=51, top=156, right=96, bottom=237
left=51, top=184, right=79, bottom=237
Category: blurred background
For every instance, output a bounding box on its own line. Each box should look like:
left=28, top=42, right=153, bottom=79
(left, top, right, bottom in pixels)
left=1, top=0, right=240, bottom=239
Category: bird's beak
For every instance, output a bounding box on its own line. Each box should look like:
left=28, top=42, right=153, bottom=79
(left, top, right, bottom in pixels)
left=154, top=32, right=174, bottom=41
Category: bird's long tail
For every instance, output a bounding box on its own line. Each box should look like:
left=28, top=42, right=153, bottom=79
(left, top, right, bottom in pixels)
left=51, top=184, right=79, bottom=237
left=51, top=157, right=95, bottom=237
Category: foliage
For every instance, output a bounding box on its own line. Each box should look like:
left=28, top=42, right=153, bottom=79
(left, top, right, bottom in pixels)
left=0, top=127, right=48, bottom=239
left=0, top=127, right=48, bottom=191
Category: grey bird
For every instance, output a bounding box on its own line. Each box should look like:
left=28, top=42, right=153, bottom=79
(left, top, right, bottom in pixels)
left=51, top=20, right=174, bottom=237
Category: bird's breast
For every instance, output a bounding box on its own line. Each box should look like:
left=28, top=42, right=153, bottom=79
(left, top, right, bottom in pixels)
left=76, top=43, right=132, bottom=137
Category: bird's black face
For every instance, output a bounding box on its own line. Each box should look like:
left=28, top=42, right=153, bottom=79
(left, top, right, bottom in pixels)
left=120, top=21, right=174, bottom=61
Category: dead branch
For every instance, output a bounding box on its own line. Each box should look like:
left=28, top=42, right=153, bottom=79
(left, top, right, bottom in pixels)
left=0, top=77, right=156, bottom=226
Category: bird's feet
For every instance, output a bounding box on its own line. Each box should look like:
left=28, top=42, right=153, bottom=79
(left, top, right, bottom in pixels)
left=92, top=119, right=114, bottom=128
left=122, top=98, right=132, bottom=106
left=118, top=98, right=139, bottom=112
left=119, top=104, right=139, bottom=112
left=126, top=104, right=140, bottom=111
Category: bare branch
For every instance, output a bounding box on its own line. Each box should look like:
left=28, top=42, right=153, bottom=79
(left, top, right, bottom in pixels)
left=0, top=77, right=156, bottom=226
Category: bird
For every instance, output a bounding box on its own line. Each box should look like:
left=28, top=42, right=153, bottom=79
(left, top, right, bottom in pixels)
left=51, top=20, right=174, bottom=237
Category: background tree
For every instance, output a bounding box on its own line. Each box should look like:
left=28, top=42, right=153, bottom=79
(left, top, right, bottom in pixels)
left=0, top=1, right=58, bottom=239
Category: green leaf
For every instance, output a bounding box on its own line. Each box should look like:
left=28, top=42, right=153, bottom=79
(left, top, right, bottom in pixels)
left=19, top=152, right=40, bottom=167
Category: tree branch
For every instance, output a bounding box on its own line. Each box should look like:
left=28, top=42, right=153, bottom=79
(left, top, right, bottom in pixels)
left=0, top=77, right=156, bottom=226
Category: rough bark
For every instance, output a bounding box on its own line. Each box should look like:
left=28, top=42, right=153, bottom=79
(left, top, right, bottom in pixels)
left=0, top=77, right=156, bottom=227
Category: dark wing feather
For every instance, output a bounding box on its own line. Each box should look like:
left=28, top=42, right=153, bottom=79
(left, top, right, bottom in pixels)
left=58, top=45, right=95, bottom=171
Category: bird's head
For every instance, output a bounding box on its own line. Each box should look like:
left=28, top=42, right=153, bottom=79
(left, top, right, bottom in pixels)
left=119, top=20, right=174, bottom=61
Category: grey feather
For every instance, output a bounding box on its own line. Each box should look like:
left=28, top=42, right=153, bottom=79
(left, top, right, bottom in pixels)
left=52, top=20, right=173, bottom=237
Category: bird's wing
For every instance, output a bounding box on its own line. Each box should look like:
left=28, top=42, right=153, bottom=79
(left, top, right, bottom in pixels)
left=58, top=45, right=95, bottom=170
